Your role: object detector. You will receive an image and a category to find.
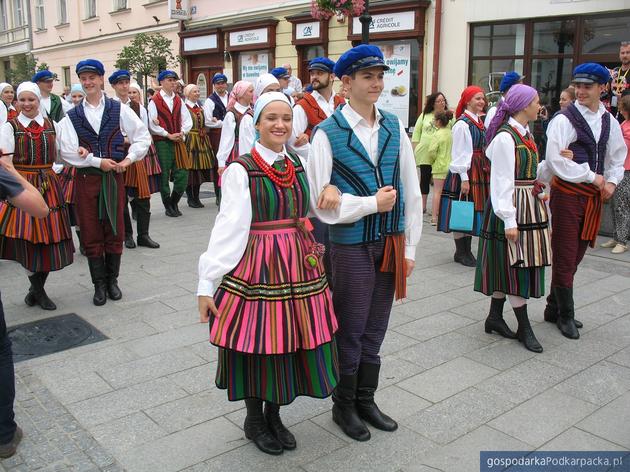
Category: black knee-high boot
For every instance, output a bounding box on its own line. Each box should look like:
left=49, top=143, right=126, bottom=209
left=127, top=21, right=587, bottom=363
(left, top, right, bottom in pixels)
left=356, top=363, right=398, bottom=431
left=244, top=399, right=283, bottom=455
left=135, top=199, right=160, bottom=249
left=484, top=297, right=517, bottom=339
left=213, top=181, right=221, bottom=207
left=123, top=203, right=135, bottom=249
left=544, top=288, right=583, bottom=328
left=264, top=402, right=296, bottom=450
left=332, top=373, right=371, bottom=441
left=514, top=305, right=543, bottom=353
left=194, top=184, right=204, bottom=207
left=25, top=272, right=56, bottom=310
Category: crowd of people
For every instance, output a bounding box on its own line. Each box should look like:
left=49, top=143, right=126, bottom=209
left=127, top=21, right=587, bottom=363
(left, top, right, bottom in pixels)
left=0, top=40, right=629, bottom=460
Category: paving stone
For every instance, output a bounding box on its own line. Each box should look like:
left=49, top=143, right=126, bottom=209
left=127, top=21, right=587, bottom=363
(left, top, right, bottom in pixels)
left=540, top=427, right=627, bottom=451
left=394, top=293, right=467, bottom=316
left=576, top=391, right=630, bottom=448
left=90, top=412, right=167, bottom=455
left=608, top=345, right=630, bottom=369
left=379, top=330, right=420, bottom=356
left=489, top=389, right=598, bottom=447
left=539, top=336, right=624, bottom=374
left=465, top=339, right=537, bottom=370
left=37, top=372, right=113, bottom=405
left=399, top=357, right=499, bottom=402
left=167, top=363, right=216, bottom=394
left=394, top=312, right=475, bottom=342
left=123, top=324, right=209, bottom=358
left=401, top=387, right=515, bottom=445
left=397, top=332, right=489, bottom=371
left=553, top=360, right=630, bottom=406
left=187, top=341, right=218, bottom=363
left=588, top=314, right=630, bottom=348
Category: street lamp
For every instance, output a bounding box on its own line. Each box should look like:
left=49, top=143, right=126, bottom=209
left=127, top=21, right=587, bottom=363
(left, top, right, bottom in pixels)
left=359, top=0, right=371, bottom=44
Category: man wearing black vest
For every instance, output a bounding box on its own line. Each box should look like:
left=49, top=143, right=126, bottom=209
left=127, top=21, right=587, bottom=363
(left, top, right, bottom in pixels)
left=544, top=63, right=627, bottom=339
left=57, top=59, right=151, bottom=306
left=203, top=73, right=229, bottom=206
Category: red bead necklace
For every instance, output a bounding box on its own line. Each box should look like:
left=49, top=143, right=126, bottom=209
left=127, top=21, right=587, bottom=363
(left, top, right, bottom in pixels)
left=251, top=147, right=296, bottom=188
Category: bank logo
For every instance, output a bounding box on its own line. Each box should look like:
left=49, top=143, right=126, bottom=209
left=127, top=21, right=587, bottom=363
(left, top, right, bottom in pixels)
left=302, top=25, right=313, bottom=37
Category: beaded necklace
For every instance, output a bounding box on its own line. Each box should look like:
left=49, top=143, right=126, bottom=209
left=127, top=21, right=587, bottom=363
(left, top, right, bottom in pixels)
left=250, top=146, right=296, bottom=188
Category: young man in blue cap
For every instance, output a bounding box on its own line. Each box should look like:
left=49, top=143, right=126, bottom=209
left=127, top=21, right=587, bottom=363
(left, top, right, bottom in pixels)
left=484, top=71, right=523, bottom=128
left=32, top=69, right=72, bottom=122
left=544, top=63, right=627, bottom=339
left=307, top=44, right=422, bottom=441
left=203, top=73, right=228, bottom=206
left=147, top=70, right=192, bottom=217
left=269, top=67, right=294, bottom=104
left=109, top=70, right=160, bottom=250
left=57, top=59, right=151, bottom=306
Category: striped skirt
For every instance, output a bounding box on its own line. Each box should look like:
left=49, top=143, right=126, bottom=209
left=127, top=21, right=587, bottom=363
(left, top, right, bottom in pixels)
left=125, top=144, right=162, bottom=198
left=0, top=165, right=74, bottom=272
left=210, top=218, right=338, bottom=355
left=215, top=339, right=338, bottom=404
left=474, top=180, right=551, bottom=299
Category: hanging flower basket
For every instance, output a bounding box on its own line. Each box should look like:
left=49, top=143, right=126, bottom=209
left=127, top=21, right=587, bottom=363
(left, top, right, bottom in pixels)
left=311, top=0, right=365, bottom=20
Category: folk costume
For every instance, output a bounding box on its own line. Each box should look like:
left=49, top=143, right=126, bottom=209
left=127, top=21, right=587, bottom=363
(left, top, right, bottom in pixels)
left=147, top=70, right=192, bottom=217
left=0, top=82, right=74, bottom=311
left=184, top=89, right=216, bottom=208
left=437, top=85, right=490, bottom=267
left=198, top=93, right=338, bottom=456
left=215, top=81, right=255, bottom=169
left=307, top=45, right=422, bottom=442
left=475, top=85, right=551, bottom=353
left=610, top=63, right=630, bottom=122
left=0, top=84, right=17, bottom=126
left=57, top=59, right=151, bottom=306
left=202, top=73, right=228, bottom=205
left=544, top=63, right=626, bottom=340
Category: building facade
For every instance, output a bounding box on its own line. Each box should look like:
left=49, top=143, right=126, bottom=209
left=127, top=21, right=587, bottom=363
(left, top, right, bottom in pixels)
left=0, top=0, right=31, bottom=82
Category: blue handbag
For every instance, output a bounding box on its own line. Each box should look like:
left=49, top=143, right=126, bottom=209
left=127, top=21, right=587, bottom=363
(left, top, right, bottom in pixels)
left=449, top=193, right=474, bottom=232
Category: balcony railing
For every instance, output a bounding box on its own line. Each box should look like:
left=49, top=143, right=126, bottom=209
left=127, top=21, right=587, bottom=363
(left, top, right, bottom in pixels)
left=0, top=25, right=29, bottom=45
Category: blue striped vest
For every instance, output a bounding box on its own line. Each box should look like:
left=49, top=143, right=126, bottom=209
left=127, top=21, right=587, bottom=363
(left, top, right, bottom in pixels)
left=67, top=98, right=126, bottom=161
left=316, top=108, right=404, bottom=244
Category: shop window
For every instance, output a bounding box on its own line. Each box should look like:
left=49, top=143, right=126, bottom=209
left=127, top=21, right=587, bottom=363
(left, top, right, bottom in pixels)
left=470, top=59, right=524, bottom=91
left=238, top=51, right=270, bottom=82
left=62, top=66, right=71, bottom=87
left=533, top=20, right=576, bottom=55
left=299, top=45, right=325, bottom=88
left=472, top=23, right=525, bottom=57
left=582, top=14, right=630, bottom=54
left=530, top=58, right=574, bottom=110
left=196, top=73, right=208, bottom=102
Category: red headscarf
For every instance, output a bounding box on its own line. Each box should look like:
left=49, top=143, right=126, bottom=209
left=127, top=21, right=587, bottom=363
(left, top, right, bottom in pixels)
left=456, top=85, right=484, bottom=119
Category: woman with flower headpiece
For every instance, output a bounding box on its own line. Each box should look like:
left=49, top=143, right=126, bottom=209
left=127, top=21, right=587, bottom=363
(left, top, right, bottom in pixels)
left=474, top=84, right=551, bottom=353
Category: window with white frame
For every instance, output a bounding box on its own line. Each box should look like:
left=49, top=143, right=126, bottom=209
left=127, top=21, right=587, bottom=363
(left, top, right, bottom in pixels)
left=0, top=0, right=7, bottom=31
left=113, top=0, right=127, bottom=10
left=34, top=0, right=45, bottom=30
left=12, top=0, right=23, bottom=27
left=85, top=0, right=96, bottom=19
left=58, top=0, right=68, bottom=24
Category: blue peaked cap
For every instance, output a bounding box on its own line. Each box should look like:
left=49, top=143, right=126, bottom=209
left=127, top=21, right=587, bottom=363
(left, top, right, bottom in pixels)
left=333, top=44, right=389, bottom=78
left=76, top=59, right=105, bottom=76
left=572, top=63, right=611, bottom=84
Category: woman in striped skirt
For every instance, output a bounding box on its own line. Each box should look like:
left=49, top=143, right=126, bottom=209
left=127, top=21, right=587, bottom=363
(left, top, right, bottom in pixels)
left=437, top=86, right=489, bottom=266
left=198, top=92, right=338, bottom=455
left=0, top=82, right=74, bottom=310
left=183, top=84, right=215, bottom=208
left=474, top=84, right=551, bottom=353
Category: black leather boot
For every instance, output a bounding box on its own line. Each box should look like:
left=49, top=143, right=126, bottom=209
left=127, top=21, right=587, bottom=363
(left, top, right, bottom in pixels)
left=25, top=272, right=56, bottom=310
left=135, top=200, right=160, bottom=248
left=162, top=195, right=176, bottom=217
left=332, top=373, right=371, bottom=441
left=454, top=237, right=476, bottom=267
left=514, top=305, right=543, bottom=353
left=186, top=185, right=203, bottom=208
left=544, top=289, right=583, bottom=328
left=88, top=257, right=107, bottom=306
left=171, top=191, right=183, bottom=216
left=124, top=204, right=135, bottom=249
left=554, top=287, right=579, bottom=339
left=194, top=184, right=204, bottom=207
left=76, top=228, right=86, bottom=256
left=243, top=399, right=283, bottom=455
left=484, top=297, right=517, bottom=339
left=214, top=184, right=221, bottom=207
left=264, top=403, right=296, bottom=450
left=130, top=198, right=138, bottom=221
left=356, top=363, right=398, bottom=432
left=105, top=253, right=122, bottom=300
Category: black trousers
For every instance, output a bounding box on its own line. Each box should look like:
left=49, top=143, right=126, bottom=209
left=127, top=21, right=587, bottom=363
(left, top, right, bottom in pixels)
left=0, top=292, right=16, bottom=444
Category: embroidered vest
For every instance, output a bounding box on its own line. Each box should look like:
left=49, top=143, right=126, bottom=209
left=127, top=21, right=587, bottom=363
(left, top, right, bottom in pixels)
left=47, top=94, right=65, bottom=123
left=458, top=114, right=486, bottom=153
left=296, top=92, right=346, bottom=138
left=209, top=92, right=227, bottom=121
left=497, top=124, right=539, bottom=180
left=226, top=106, right=254, bottom=140
left=187, top=104, right=204, bottom=132
left=67, top=98, right=126, bottom=161
left=316, top=108, right=405, bottom=245
left=10, top=118, right=56, bottom=166
left=560, top=103, right=609, bottom=175
left=151, top=91, right=183, bottom=140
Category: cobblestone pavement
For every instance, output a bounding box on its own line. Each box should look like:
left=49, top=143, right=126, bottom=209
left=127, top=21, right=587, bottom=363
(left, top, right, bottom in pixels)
left=1, top=189, right=630, bottom=472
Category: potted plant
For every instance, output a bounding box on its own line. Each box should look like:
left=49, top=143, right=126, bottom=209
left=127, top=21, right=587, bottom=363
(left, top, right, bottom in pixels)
left=310, top=0, right=365, bottom=20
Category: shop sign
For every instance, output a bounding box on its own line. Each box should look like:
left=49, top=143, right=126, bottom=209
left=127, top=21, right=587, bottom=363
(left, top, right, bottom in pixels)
left=241, top=53, right=269, bottom=82
left=183, top=34, right=218, bottom=52
left=168, top=0, right=190, bottom=20
left=352, top=11, right=415, bottom=35
left=230, top=28, right=268, bottom=47
left=296, top=21, right=320, bottom=40
left=376, top=43, right=412, bottom=127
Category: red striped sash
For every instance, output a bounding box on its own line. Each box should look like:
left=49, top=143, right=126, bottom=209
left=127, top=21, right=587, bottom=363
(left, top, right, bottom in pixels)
left=379, top=233, right=407, bottom=300
left=551, top=176, right=602, bottom=247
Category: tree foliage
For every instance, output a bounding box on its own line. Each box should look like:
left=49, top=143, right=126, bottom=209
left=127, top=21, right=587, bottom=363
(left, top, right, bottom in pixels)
left=5, top=54, right=39, bottom=84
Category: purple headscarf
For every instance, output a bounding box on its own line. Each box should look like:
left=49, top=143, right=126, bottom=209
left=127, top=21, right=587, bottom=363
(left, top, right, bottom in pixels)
left=486, top=84, right=538, bottom=142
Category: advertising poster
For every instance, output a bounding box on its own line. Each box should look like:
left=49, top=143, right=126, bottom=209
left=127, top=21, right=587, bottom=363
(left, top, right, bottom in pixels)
left=240, top=53, right=269, bottom=83
left=376, top=43, right=411, bottom=127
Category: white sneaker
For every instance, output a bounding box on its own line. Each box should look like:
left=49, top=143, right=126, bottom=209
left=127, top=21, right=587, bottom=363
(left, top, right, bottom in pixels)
left=600, top=239, right=617, bottom=248
left=612, top=244, right=628, bottom=254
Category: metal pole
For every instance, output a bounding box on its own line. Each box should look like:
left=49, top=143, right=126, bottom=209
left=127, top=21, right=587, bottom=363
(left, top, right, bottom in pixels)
left=360, top=0, right=371, bottom=44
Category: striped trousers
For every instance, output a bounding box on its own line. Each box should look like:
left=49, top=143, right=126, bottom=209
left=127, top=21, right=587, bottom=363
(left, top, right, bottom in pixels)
left=330, top=241, right=395, bottom=375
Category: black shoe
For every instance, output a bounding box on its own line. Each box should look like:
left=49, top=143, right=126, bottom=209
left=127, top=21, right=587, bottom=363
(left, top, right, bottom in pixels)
left=171, top=191, right=183, bottom=216
left=244, top=399, right=283, bottom=455
left=264, top=403, right=296, bottom=450
left=88, top=257, right=107, bottom=306
left=162, top=196, right=177, bottom=217
left=105, top=253, right=122, bottom=300
left=136, top=202, right=160, bottom=248
left=514, top=305, right=543, bottom=353
left=454, top=237, right=476, bottom=267
left=124, top=234, right=136, bottom=249
left=332, top=374, right=371, bottom=441
left=484, top=297, right=517, bottom=339
left=0, top=426, right=23, bottom=459
left=137, top=234, right=160, bottom=248
left=554, top=287, right=579, bottom=339
left=544, top=289, right=583, bottom=329
left=25, top=272, right=56, bottom=310
left=356, top=363, right=398, bottom=432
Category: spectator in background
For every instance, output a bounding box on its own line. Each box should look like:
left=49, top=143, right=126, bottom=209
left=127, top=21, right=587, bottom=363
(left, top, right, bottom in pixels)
left=609, top=41, right=630, bottom=122
left=282, top=63, right=303, bottom=95
left=426, top=110, right=454, bottom=225
left=69, top=84, right=86, bottom=107
left=558, top=86, right=576, bottom=111
left=147, top=88, right=155, bottom=102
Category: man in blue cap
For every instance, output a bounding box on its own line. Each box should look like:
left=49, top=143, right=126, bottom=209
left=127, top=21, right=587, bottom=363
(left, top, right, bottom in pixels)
left=484, top=71, right=523, bottom=128
left=270, top=67, right=294, bottom=104
left=307, top=44, right=422, bottom=442
left=109, top=70, right=160, bottom=250
left=57, top=59, right=151, bottom=306
left=203, top=72, right=229, bottom=206
left=544, top=63, right=627, bottom=340
left=147, top=70, right=192, bottom=217
left=32, top=69, right=72, bottom=122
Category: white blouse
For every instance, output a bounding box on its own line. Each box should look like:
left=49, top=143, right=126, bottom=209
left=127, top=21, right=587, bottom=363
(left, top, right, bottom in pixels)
left=449, top=110, right=483, bottom=181
left=215, top=102, right=255, bottom=168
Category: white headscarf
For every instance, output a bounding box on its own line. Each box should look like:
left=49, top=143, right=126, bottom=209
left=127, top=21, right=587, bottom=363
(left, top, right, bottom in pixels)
left=254, top=74, right=280, bottom=102
left=129, top=82, right=142, bottom=93
left=16, top=82, right=41, bottom=101
left=0, top=83, right=12, bottom=94
left=253, top=91, right=291, bottom=125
